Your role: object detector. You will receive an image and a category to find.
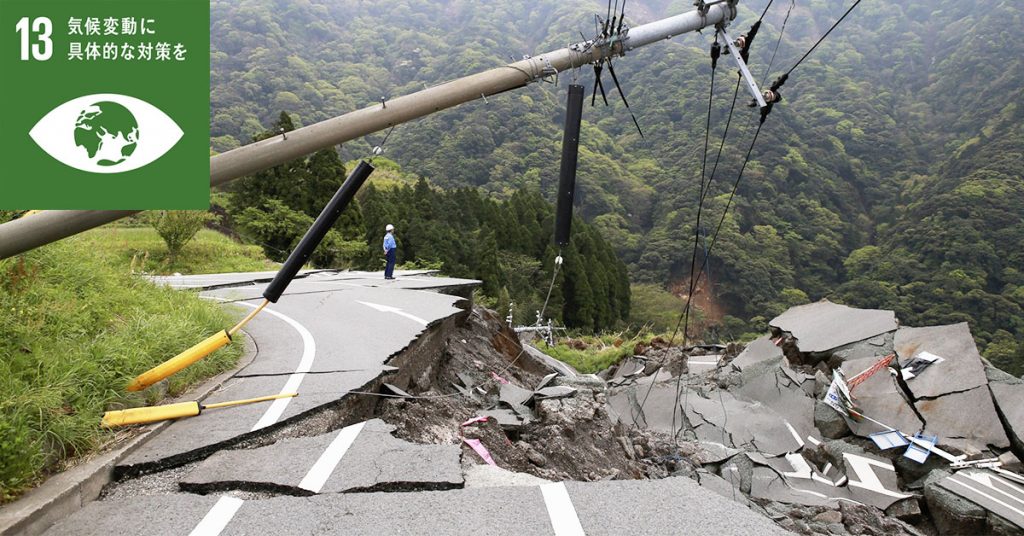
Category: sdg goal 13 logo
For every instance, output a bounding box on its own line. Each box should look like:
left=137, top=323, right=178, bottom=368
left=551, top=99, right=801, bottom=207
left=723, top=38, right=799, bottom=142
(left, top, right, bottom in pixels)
left=31, top=93, right=183, bottom=174
left=0, top=0, right=210, bottom=210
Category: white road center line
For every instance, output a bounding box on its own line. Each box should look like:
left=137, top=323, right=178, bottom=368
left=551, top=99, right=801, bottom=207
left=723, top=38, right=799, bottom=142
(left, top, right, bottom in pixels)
left=540, top=482, right=586, bottom=536
left=188, top=496, right=244, bottom=536
left=357, top=300, right=428, bottom=326
left=298, top=421, right=366, bottom=493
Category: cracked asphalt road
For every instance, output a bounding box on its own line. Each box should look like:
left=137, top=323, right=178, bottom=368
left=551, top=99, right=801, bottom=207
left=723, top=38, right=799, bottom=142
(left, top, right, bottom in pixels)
left=38, top=270, right=790, bottom=536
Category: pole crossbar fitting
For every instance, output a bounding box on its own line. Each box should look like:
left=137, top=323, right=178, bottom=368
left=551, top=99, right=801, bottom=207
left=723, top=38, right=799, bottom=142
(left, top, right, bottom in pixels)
left=719, top=27, right=767, bottom=109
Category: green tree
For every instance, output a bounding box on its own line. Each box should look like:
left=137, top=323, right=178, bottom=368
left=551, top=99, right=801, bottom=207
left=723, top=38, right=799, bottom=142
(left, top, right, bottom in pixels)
left=149, top=210, right=211, bottom=264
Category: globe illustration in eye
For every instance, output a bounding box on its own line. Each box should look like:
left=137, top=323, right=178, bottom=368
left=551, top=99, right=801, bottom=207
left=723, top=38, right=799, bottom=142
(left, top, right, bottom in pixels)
left=73, top=101, right=139, bottom=166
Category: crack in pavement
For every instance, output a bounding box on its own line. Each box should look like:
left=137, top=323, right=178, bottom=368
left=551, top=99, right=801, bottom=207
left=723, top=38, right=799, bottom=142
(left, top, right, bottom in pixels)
left=231, top=369, right=373, bottom=379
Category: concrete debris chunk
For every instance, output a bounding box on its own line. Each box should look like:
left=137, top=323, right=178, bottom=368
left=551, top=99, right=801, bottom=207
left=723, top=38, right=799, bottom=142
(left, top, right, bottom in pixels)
left=734, top=366, right=818, bottom=445
left=697, top=470, right=749, bottom=505
left=695, top=442, right=743, bottom=464
left=498, top=382, right=533, bottom=408
left=382, top=383, right=413, bottom=398
left=462, top=464, right=552, bottom=488
left=840, top=356, right=925, bottom=437
left=930, top=469, right=1024, bottom=533
left=990, top=382, right=1024, bottom=455
left=534, top=386, right=577, bottom=399
left=731, top=335, right=783, bottom=373
left=535, top=372, right=558, bottom=391
left=479, top=408, right=523, bottom=430
left=687, top=354, right=722, bottom=374
left=894, top=323, right=987, bottom=398
left=770, top=300, right=897, bottom=354
left=612, top=357, right=647, bottom=379
left=916, top=386, right=1010, bottom=449
left=814, top=400, right=851, bottom=439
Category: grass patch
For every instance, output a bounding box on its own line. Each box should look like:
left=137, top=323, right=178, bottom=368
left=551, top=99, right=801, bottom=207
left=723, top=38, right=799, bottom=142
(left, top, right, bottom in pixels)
left=538, top=332, right=665, bottom=374
left=0, top=236, right=245, bottom=503
left=79, top=227, right=275, bottom=275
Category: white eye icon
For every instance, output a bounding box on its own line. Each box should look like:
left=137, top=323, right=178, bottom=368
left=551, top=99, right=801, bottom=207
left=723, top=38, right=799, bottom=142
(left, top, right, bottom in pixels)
left=29, top=93, right=183, bottom=174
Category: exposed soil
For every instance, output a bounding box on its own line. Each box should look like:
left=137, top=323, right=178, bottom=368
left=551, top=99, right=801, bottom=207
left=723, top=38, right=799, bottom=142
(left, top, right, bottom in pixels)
left=375, top=306, right=689, bottom=482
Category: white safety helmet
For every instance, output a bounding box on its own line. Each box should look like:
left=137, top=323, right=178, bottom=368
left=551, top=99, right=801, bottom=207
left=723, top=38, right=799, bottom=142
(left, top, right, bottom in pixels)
left=385, top=224, right=395, bottom=232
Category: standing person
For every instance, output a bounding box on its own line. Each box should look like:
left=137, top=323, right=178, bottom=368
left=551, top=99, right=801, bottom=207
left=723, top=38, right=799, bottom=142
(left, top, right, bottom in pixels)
left=383, top=224, right=397, bottom=280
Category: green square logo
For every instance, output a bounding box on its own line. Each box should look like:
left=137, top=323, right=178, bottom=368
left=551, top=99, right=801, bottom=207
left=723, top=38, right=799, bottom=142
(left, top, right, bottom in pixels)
left=0, top=0, right=210, bottom=209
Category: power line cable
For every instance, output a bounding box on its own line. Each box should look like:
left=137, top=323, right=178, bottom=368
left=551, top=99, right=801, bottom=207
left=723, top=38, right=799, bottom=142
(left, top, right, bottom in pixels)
left=760, top=0, right=796, bottom=87
left=784, top=0, right=862, bottom=77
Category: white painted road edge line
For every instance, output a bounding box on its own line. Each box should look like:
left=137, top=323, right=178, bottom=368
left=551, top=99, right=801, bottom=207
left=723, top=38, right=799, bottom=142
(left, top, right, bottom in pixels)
left=298, top=421, right=366, bottom=493
left=540, top=482, right=586, bottom=536
left=188, top=496, right=244, bottom=536
left=237, top=302, right=318, bottom=431
left=201, top=297, right=317, bottom=431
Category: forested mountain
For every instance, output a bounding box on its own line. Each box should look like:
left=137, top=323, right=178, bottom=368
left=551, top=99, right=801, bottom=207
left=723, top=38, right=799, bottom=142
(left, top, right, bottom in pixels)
left=210, top=0, right=1024, bottom=370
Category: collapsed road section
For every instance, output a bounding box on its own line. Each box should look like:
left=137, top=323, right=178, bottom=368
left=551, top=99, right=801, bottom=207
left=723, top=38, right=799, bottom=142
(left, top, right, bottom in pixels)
left=33, top=274, right=1024, bottom=535
left=37, top=269, right=783, bottom=536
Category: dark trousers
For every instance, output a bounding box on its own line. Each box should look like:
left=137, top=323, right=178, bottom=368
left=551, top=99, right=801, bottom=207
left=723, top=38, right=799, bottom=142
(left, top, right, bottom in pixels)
left=384, top=248, right=396, bottom=278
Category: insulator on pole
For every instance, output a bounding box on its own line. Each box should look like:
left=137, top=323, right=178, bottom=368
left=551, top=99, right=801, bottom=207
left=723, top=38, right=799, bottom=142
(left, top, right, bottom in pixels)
left=554, top=84, right=585, bottom=247
left=263, top=160, right=375, bottom=303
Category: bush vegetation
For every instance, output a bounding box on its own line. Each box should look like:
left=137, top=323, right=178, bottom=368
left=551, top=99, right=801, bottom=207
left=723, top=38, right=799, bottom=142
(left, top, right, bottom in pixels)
left=0, top=215, right=247, bottom=502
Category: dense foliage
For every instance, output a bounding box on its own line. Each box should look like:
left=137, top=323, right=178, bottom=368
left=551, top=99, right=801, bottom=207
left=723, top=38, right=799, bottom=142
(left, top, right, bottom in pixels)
left=210, top=0, right=1024, bottom=370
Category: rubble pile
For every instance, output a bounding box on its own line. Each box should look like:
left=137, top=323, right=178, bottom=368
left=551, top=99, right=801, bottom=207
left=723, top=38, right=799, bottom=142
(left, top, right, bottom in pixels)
left=608, top=300, right=1024, bottom=535
left=374, top=308, right=677, bottom=483
left=361, top=300, right=1023, bottom=535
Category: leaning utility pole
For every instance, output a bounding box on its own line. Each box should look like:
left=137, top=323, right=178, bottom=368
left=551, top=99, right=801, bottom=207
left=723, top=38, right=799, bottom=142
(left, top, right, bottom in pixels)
left=0, top=1, right=738, bottom=259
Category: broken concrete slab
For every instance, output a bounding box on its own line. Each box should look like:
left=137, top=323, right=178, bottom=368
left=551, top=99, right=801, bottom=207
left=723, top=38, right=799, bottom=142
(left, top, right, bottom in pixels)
left=916, top=386, right=1009, bottom=450
left=841, top=451, right=912, bottom=510
left=748, top=446, right=910, bottom=510
left=781, top=362, right=818, bottom=397
left=566, top=476, right=790, bottom=535
left=750, top=465, right=835, bottom=507
left=535, top=372, right=558, bottom=391
left=886, top=497, right=924, bottom=524
left=770, top=300, right=897, bottom=354
left=695, top=442, right=743, bottom=464
left=478, top=409, right=524, bottom=432
left=894, top=323, right=988, bottom=398
left=987, top=364, right=1023, bottom=385
left=731, top=335, right=783, bottom=373
left=734, top=366, right=818, bottom=445
left=612, top=357, right=647, bottom=379
left=535, top=386, right=576, bottom=400
left=829, top=332, right=895, bottom=364
left=520, top=341, right=579, bottom=377
left=990, top=382, right=1024, bottom=456
left=687, top=354, right=722, bottom=374
left=499, top=382, right=533, bottom=406
left=696, top=470, right=749, bottom=505
left=841, top=356, right=926, bottom=438
left=461, top=464, right=551, bottom=488
left=181, top=419, right=462, bottom=494
left=930, top=469, right=1024, bottom=533
left=684, top=388, right=805, bottom=455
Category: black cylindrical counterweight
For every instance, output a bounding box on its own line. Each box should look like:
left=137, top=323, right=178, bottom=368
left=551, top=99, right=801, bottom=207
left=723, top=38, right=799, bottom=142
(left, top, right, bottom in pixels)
left=263, top=160, right=375, bottom=303
left=555, top=84, right=585, bottom=247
